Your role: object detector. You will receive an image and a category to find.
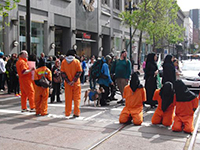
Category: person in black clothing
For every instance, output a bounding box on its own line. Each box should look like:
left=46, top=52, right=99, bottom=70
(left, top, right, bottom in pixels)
left=51, top=59, right=62, bottom=103
left=5, top=53, right=17, bottom=94
left=12, top=58, right=20, bottom=96
left=162, top=54, right=176, bottom=85
left=144, top=53, right=158, bottom=108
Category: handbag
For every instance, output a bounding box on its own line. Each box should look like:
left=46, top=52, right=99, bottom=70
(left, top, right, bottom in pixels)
left=39, top=75, right=51, bottom=88
left=53, top=76, right=62, bottom=83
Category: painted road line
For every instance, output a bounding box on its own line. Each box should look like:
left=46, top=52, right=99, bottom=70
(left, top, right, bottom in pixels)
left=0, top=109, right=33, bottom=115
left=84, top=111, right=106, bottom=121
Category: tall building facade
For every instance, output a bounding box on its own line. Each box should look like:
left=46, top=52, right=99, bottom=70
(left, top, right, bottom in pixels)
left=189, top=9, right=200, bottom=29
left=1, top=0, right=151, bottom=63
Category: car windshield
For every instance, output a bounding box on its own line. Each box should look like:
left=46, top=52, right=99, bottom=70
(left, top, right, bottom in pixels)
left=182, top=61, right=200, bottom=71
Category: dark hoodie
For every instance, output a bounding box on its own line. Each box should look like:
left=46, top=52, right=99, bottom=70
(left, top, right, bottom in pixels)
left=174, top=80, right=196, bottom=102
left=130, top=72, right=143, bottom=92
left=159, top=82, right=174, bottom=112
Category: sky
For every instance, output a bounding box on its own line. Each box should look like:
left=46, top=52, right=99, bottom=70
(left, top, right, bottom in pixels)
left=177, top=0, right=200, bottom=11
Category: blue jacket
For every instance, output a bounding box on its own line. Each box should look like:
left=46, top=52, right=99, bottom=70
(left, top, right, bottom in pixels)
left=97, top=58, right=113, bottom=87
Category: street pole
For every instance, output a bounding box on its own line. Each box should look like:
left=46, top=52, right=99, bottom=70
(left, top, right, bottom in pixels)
left=26, top=0, right=31, bottom=54
left=129, top=0, right=132, bottom=62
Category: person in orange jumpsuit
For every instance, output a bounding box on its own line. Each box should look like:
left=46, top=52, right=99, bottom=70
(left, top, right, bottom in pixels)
left=16, top=51, right=35, bottom=112
left=172, top=80, right=199, bottom=133
left=61, top=49, right=82, bottom=117
left=151, top=82, right=175, bottom=126
left=119, top=72, right=146, bottom=125
left=34, top=58, right=52, bottom=116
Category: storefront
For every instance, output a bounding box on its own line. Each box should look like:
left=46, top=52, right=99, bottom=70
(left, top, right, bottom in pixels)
left=19, top=19, right=44, bottom=57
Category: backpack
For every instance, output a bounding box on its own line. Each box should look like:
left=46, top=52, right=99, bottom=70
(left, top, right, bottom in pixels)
left=91, top=59, right=107, bottom=79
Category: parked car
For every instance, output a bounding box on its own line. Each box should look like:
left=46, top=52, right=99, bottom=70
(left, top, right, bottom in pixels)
left=180, top=60, right=200, bottom=91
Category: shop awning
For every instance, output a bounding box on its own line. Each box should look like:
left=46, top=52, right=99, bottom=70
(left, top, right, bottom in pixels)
left=76, top=38, right=96, bottom=43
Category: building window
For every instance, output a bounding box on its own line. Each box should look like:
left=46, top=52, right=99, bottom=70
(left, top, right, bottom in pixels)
left=114, top=0, right=120, bottom=10
left=0, top=16, right=3, bottom=51
left=20, top=19, right=44, bottom=56
left=102, top=0, right=110, bottom=6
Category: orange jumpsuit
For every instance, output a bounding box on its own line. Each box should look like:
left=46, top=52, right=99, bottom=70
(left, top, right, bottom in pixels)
left=16, top=57, right=35, bottom=110
left=119, top=85, right=146, bottom=125
left=172, top=97, right=199, bottom=133
left=34, top=66, right=52, bottom=116
left=61, top=58, right=82, bottom=116
left=151, top=89, right=175, bottom=126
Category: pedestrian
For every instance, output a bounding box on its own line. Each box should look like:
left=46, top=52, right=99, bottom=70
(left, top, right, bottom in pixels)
left=119, top=72, right=146, bottom=125
left=34, top=58, right=52, bottom=116
left=12, top=55, right=20, bottom=96
left=151, top=82, right=175, bottom=126
left=51, top=59, right=62, bottom=103
left=97, top=55, right=113, bottom=106
left=88, top=56, right=96, bottom=89
left=108, top=52, right=117, bottom=101
left=80, top=55, right=86, bottom=84
left=5, top=53, right=18, bottom=94
left=144, top=53, right=158, bottom=108
left=162, top=54, right=176, bottom=85
left=111, top=50, right=131, bottom=104
left=0, top=52, right=6, bottom=92
left=16, top=50, right=35, bottom=112
left=173, top=58, right=182, bottom=80
left=172, top=80, right=199, bottom=133
left=61, top=49, right=82, bottom=117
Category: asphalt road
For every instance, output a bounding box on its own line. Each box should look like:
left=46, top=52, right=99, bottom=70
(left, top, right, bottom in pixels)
left=0, top=76, right=200, bottom=150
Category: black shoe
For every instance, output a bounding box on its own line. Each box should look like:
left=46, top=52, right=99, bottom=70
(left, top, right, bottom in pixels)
left=73, top=114, right=79, bottom=118
left=101, top=103, right=110, bottom=106
left=57, top=100, right=62, bottom=103
left=117, top=99, right=125, bottom=104
left=112, top=97, right=118, bottom=101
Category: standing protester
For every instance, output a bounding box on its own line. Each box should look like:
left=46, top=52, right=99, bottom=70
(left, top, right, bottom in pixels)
left=51, top=59, right=62, bottom=103
left=172, top=80, right=199, bottom=133
left=119, top=72, right=146, bottom=125
left=0, top=52, right=6, bottom=92
left=34, top=58, right=52, bottom=116
left=61, top=49, right=82, bottom=117
left=5, top=53, right=18, bottom=94
left=97, top=55, right=113, bottom=106
left=151, top=82, right=175, bottom=126
left=111, top=50, right=131, bottom=104
left=144, top=53, right=158, bottom=108
left=80, top=55, right=86, bottom=84
left=162, top=54, right=176, bottom=85
left=16, top=50, right=35, bottom=112
left=142, top=56, right=147, bottom=79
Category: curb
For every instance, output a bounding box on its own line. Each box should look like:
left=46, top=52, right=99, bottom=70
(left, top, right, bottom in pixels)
left=184, top=106, right=200, bottom=150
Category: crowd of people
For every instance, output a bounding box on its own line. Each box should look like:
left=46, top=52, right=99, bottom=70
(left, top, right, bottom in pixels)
left=0, top=50, right=199, bottom=133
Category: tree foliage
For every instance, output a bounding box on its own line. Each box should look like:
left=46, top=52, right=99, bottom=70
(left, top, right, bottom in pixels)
left=0, top=0, right=20, bottom=17
left=119, top=0, right=185, bottom=51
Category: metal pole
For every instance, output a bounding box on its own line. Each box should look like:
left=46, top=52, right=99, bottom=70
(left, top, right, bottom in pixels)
left=129, top=1, right=132, bottom=61
left=26, top=0, right=31, bottom=54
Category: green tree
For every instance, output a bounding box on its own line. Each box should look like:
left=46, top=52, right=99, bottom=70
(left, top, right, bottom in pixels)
left=0, top=0, right=20, bottom=16
left=120, top=0, right=184, bottom=58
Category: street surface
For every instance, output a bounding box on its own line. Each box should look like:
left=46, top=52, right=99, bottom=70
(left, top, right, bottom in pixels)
left=0, top=75, right=200, bottom=150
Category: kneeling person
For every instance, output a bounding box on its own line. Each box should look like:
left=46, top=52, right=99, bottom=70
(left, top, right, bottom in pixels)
left=151, top=82, right=175, bottom=126
left=119, top=72, right=146, bottom=125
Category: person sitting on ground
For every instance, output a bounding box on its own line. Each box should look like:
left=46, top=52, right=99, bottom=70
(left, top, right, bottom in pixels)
left=172, top=80, right=199, bottom=133
left=151, top=82, right=175, bottom=127
left=119, top=72, right=146, bottom=125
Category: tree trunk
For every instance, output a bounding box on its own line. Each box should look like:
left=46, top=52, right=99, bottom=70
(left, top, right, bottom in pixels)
left=137, top=31, right=143, bottom=70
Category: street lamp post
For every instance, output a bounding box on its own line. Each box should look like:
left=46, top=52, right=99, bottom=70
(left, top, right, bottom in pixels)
left=126, top=0, right=138, bottom=62
left=26, top=0, right=31, bottom=54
